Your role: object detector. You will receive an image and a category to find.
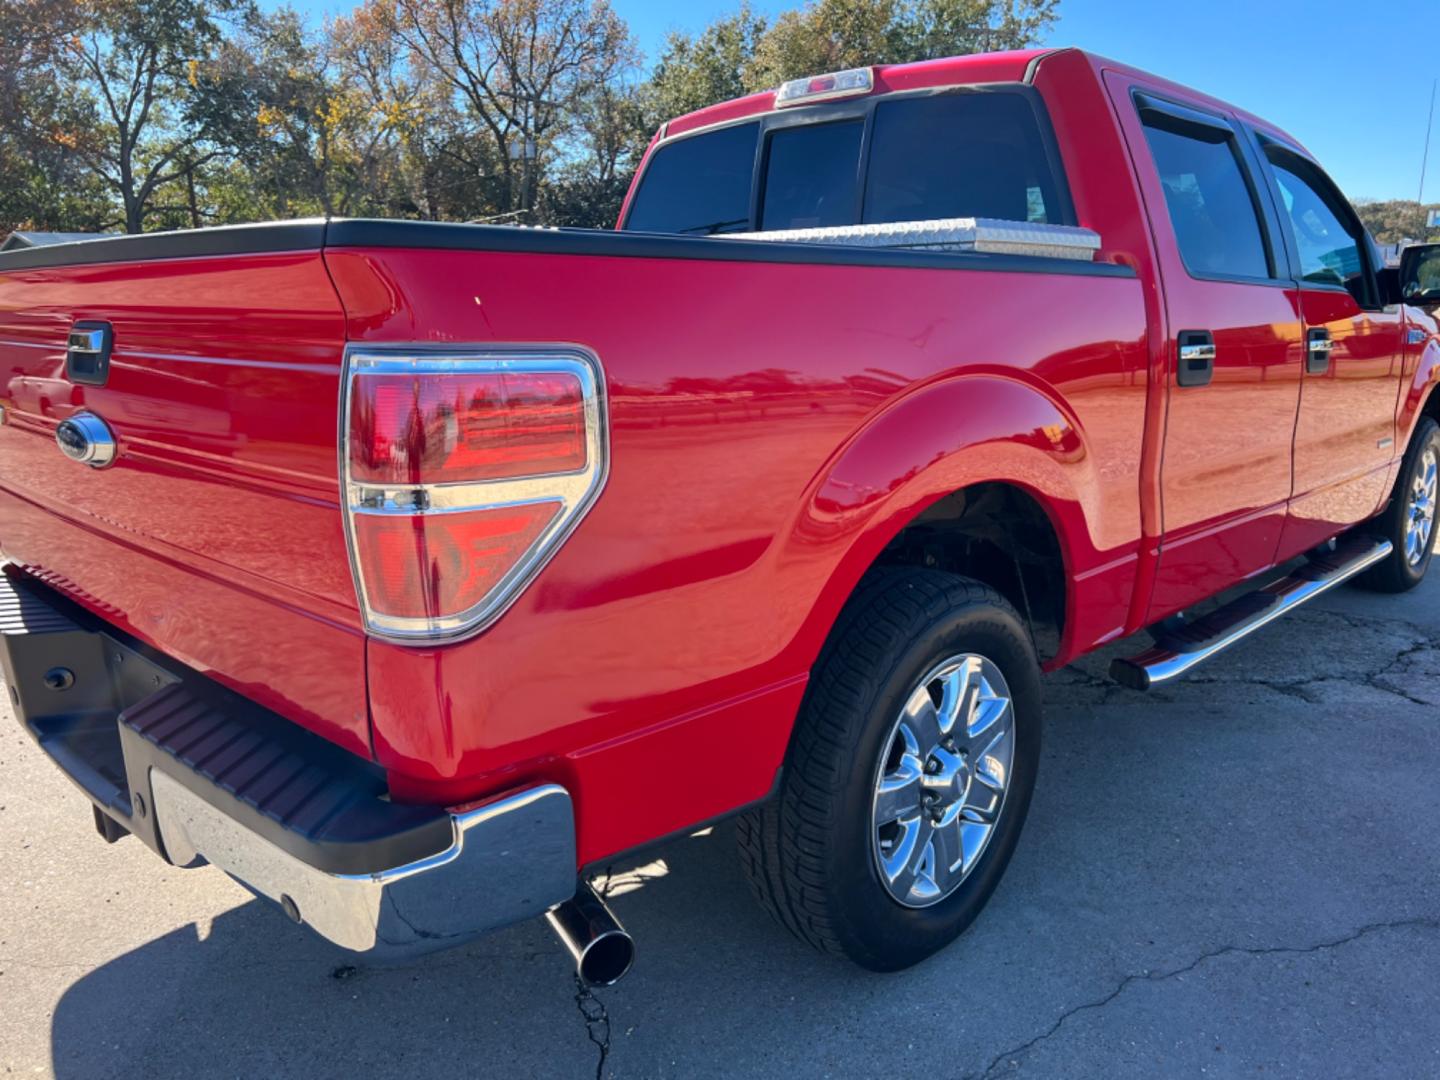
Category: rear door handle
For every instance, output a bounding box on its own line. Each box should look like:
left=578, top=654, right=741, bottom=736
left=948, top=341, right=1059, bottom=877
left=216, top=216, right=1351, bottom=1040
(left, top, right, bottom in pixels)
left=1176, top=330, right=1215, bottom=387
left=1306, top=328, right=1332, bottom=375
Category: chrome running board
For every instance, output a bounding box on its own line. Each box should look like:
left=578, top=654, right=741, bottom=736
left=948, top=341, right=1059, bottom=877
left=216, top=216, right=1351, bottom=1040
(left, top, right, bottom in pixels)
left=1110, top=536, right=1392, bottom=691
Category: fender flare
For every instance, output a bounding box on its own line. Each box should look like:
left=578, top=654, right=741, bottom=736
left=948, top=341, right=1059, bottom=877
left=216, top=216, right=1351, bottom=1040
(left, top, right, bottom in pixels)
left=776, top=372, right=1111, bottom=671
left=1400, top=331, right=1440, bottom=445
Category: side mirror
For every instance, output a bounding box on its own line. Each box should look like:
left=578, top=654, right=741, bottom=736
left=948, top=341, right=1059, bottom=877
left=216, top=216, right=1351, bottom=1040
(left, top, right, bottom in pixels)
left=1399, top=243, right=1440, bottom=306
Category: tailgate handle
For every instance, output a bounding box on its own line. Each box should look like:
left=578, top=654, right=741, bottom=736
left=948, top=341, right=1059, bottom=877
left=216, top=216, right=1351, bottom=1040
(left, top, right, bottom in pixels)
left=66, top=321, right=113, bottom=386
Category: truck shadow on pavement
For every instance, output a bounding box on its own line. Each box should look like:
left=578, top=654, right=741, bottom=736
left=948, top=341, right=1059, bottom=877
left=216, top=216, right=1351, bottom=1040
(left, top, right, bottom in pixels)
left=47, top=595, right=1440, bottom=1079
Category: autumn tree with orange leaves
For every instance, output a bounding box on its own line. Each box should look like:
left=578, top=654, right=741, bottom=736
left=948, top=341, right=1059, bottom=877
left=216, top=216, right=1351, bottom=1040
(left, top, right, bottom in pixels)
left=1, top=0, right=1061, bottom=236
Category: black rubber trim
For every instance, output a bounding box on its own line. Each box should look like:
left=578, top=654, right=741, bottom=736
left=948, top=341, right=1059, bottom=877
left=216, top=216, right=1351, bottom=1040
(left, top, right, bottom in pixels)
left=326, top=218, right=1136, bottom=278
left=0, top=219, right=327, bottom=272
left=0, top=213, right=1134, bottom=280
left=1023, top=48, right=1064, bottom=85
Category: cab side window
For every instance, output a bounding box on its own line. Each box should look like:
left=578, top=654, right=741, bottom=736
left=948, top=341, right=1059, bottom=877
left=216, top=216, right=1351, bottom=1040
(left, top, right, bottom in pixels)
left=1263, top=149, right=1371, bottom=306
left=1140, top=108, right=1272, bottom=281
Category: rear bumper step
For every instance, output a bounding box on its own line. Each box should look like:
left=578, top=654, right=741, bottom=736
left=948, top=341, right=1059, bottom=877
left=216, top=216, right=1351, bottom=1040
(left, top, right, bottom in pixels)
left=1110, top=536, right=1392, bottom=691
left=0, top=569, right=576, bottom=957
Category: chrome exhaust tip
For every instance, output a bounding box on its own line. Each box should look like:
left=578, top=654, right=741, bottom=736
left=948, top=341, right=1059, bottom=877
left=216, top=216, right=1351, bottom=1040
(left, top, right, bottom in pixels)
left=546, top=881, right=635, bottom=987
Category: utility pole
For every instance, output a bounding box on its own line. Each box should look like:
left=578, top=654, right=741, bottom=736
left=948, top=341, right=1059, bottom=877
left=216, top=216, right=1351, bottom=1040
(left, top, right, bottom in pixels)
left=499, top=88, right=561, bottom=216
left=1420, top=78, right=1437, bottom=240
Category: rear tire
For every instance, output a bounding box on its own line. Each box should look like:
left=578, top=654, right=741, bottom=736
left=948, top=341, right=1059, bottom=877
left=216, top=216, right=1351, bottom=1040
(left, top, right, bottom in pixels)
left=737, top=568, right=1041, bottom=971
left=1358, top=416, right=1439, bottom=593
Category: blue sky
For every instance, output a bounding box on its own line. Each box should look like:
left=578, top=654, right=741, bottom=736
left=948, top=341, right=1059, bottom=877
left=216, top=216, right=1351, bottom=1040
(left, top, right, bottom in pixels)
left=277, top=0, right=1438, bottom=202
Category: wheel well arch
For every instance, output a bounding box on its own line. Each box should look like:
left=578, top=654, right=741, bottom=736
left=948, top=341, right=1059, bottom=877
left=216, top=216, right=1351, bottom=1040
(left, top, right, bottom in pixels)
left=1423, top=383, right=1440, bottom=426
left=854, top=482, right=1069, bottom=662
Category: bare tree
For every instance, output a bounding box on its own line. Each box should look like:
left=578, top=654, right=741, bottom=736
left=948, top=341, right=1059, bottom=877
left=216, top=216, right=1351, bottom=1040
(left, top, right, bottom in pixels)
left=379, top=0, right=637, bottom=213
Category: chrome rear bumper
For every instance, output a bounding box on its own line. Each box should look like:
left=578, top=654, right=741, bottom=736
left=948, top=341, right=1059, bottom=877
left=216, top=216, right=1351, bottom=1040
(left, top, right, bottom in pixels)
left=1, top=569, right=577, bottom=959
left=154, top=775, right=576, bottom=956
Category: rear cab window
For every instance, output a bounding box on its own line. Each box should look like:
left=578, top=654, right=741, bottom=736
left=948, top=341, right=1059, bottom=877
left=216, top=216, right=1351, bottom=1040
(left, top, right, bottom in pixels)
left=761, top=121, right=864, bottom=229
left=623, top=86, right=1073, bottom=235
left=863, top=93, right=1063, bottom=225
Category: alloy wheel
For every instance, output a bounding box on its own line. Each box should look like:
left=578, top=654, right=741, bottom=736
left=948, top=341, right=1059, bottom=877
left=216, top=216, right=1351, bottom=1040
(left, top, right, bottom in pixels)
left=871, top=653, right=1016, bottom=908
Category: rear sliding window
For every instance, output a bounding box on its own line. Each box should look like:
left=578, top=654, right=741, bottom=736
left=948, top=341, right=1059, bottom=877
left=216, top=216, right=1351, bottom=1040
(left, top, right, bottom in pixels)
left=762, top=121, right=863, bottom=229
left=624, top=89, right=1069, bottom=235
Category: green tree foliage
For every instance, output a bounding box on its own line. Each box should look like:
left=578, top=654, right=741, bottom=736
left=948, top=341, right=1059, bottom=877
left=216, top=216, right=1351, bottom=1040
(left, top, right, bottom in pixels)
left=1353, top=199, right=1440, bottom=245
left=0, top=0, right=113, bottom=231
left=744, top=0, right=1058, bottom=91
left=2, top=0, right=1065, bottom=235
left=646, top=5, right=769, bottom=123
left=51, top=0, right=254, bottom=232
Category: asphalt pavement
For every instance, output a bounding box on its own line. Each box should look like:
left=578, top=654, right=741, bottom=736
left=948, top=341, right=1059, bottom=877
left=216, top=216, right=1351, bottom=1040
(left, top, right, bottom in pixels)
left=2, top=559, right=1437, bottom=1079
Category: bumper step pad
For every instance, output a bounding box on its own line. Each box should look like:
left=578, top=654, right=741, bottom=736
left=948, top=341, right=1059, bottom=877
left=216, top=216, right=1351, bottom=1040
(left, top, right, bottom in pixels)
left=123, top=683, right=451, bottom=875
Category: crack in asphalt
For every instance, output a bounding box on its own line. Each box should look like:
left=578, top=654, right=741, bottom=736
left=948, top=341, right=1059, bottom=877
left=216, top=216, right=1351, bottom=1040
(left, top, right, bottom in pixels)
left=967, top=916, right=1440, bottom=1079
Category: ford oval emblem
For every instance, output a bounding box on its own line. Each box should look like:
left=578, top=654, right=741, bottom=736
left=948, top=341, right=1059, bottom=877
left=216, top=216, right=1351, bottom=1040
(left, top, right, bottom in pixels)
left=55, top=412, right=117, bottom=469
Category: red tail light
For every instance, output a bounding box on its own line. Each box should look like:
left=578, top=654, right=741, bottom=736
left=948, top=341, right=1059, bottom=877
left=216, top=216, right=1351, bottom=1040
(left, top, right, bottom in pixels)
left=348, top=371, right=587, bottom=485
left=342, top=348, right=607, bottom=642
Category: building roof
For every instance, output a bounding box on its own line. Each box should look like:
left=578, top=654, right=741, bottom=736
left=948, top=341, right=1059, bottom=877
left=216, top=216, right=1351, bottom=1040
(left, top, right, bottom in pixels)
left=0, top=231, right=107, bottom=252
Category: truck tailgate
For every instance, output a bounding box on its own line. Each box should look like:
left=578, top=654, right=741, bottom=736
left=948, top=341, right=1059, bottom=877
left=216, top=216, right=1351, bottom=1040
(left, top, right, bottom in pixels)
left=0, top=236, right=367, bottom=755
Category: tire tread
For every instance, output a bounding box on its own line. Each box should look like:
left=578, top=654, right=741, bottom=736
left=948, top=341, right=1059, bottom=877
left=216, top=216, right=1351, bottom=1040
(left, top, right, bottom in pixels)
left=737, top=568, right=1020, bottom=961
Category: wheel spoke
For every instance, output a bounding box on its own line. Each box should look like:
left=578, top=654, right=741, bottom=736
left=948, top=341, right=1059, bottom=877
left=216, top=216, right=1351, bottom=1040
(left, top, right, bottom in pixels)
left=901, top=683, right=945, bottom=748
left=971, top=722, right=1013, bottom=782
left=937, top=658, right=980, bottom=735
left=966, top=690, right=1009, bottom=746
left=959, top=821, right=991, bottom=873
left=873, top=752, right=924, bottom=824
left=964, top=766, right=1005, bottom=822
left=930, top=807, right=965, bottom=878
left=881, top=815, right=935, bottom=900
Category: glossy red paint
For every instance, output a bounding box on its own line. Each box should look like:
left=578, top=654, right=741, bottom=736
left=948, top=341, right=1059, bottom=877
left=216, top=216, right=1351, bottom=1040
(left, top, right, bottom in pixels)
left=1398, top=307, right=1440, bottom=445
left=0, top=49, right=1425, bottom=871
left=1098, top=65, right=1306, bottom=619
left=1278, top=289, right=1406, bottom=557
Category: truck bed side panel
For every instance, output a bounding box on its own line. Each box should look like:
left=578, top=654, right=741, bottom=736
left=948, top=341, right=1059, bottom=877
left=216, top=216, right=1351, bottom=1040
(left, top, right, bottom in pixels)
left=327, top=237, right=1148, bottom=861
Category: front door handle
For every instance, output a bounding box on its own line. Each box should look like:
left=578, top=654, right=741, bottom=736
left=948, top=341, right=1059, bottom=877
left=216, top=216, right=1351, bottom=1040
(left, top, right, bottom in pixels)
left=1306, top=328, right=1332, bottom=375
left=1176, top=330, right=1215, bottom=387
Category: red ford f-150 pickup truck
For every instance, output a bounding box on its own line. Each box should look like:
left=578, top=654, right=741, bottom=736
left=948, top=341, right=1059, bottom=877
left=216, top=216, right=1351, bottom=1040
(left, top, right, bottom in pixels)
left=3, top=48, right=1439, bottom=983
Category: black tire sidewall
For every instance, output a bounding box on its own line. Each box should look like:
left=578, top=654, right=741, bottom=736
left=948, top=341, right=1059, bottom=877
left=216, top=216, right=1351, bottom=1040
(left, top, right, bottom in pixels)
left=1391, top=418, right=1440, bottom=588
left=825, top=591, right=1042, bottom=971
